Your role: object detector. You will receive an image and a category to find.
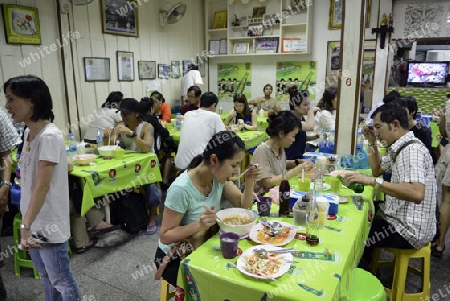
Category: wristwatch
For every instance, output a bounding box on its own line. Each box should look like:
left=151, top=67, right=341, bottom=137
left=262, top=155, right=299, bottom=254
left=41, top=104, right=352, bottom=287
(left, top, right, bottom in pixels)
left=128, top=130, right=137, bottom=138
left=20, top=223, right=31, bottom=230
left=0, top=180, right=12, bottom=188
left=374, top=178, right=384, bottom=190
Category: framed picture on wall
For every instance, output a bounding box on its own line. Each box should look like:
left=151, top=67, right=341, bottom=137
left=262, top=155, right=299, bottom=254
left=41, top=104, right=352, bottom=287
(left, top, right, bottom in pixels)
left=158, top=64, right=170, bottom=79
left=83, top=57, right=111, bottom=82
left=1, top=4, right=42, bottom=45
left=171, top=61, right=181, bottom=78
left=329, top=0, right=371, bottom=30
left=212, top=11, right=227, bottom=29
left=138, top=60, right=156, bottom=79
left=101, top=0, right=138, bottom=37
left=197, top=57, right=206, bottom=77
left=183, top=60, right=195, bottom=75
left=117, top=51, right=134, bottom=81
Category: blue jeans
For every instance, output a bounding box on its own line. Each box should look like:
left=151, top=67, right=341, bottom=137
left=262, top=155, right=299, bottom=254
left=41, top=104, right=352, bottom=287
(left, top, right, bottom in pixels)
left=29, top=241, right=80, bottom=301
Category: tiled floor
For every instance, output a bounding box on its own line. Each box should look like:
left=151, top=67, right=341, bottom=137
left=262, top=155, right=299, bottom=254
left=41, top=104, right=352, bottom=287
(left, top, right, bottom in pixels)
left=2, top=193, right=450, bottom=301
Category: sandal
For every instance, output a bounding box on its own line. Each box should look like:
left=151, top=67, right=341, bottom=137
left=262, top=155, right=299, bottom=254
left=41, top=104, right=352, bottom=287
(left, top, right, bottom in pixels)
left=93, top=224, right=122, bottom=236
left=75, top=237, right=98, bottom=254
left=431, top=244, right=445, bottom=258
left=146, top=221, right=158, bottom=235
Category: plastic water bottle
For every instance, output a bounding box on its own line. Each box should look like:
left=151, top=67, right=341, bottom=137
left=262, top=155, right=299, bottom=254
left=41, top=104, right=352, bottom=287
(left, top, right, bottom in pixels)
left=318, top=129, right=327, bottom=153
left=314, top=167, right=324, bottom=196
left=175, top=113, right=182, bottom=131
left=356, top=129, right=370, bottom=169
left=68, top=133, right=77, bottom=157
left=325, top=130, right=335, bottom=154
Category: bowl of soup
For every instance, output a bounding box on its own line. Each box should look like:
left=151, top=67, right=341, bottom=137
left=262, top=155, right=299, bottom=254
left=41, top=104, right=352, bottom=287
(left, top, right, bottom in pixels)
left=216, top=208, right=258, bottom=236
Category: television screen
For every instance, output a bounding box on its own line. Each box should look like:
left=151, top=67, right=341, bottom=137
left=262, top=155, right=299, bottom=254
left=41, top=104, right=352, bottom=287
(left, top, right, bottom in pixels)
left=407, top=62, right=449, bottom=84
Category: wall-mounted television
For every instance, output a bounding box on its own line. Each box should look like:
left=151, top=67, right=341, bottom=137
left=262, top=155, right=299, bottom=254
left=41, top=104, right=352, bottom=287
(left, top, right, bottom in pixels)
left=407, top=61, right=449, bottom=86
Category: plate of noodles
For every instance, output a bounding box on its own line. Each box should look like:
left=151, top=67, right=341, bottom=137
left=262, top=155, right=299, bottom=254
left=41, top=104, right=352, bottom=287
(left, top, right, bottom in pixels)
left=237, top=245, right=293, bottom=280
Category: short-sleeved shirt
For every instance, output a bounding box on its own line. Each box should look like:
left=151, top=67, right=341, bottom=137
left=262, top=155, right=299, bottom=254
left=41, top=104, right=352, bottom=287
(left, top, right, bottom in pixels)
left=180, top=70, right=203, bottom=100
left=158, top=170, right=225, bottom=254
left=175, top=109, right=226, bottom=170
left=252, top=142, right=286, bottom=194
left=285, top=117, right=306, bottom=160
left=0, top=109, right=21, bottom=152
left=379, top=131, right=437, bottom=249
left=20, top=124, right=70, bottom=243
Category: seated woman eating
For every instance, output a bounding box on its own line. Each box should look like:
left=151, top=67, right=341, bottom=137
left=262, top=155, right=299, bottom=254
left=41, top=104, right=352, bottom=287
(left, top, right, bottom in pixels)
left=154, top=131, right=260, bottom=286
left=114, top=98, right=161, bottom=235
left=224, top=94, right=258, bottom=131
left=252, top=111, right=313, bottom=195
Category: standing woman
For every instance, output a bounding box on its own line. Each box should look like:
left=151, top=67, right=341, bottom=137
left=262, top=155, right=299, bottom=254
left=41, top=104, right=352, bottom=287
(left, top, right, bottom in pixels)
left=224, top=94, right=257, bottom=131
left=4, top=75, right=80, bottom=300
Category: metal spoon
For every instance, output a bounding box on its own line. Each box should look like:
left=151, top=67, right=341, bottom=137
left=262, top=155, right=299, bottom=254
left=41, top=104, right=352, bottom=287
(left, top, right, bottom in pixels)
left=229, top=164, right=258, bottom=180
left=253, top=248, right=294, bottom=255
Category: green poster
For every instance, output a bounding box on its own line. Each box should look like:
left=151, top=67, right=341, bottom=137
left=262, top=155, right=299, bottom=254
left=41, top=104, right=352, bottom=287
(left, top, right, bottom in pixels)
left=217, top=63, right=252, bottom=101
left=275, top=61, right=317, bottom=101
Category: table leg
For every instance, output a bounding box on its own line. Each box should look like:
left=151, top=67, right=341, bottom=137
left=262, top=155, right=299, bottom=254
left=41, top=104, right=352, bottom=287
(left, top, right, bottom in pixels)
left=105, top=204, right=111, bottom=224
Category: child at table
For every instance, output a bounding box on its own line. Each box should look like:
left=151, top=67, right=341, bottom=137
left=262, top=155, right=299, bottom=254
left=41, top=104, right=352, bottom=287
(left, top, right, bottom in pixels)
left=224, top=94, right=257, bottom=131
left=154, top=131, right=260, bottom=286
left=252, top=111, right=313, bottom=195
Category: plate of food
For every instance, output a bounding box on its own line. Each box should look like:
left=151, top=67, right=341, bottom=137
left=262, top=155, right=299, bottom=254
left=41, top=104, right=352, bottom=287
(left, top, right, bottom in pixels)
left=236, top=245, right=293, bottom=280
left=328, top=170, right=355, bottom=177
left=248, top=221, right=296, bottom=246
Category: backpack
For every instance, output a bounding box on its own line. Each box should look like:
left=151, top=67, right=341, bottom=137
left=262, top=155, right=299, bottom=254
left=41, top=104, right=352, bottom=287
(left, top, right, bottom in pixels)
left=111, top=192, right=148, bottom=234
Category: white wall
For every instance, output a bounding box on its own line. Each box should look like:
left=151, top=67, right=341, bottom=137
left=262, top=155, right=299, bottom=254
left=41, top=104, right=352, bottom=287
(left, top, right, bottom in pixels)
left=0, top=0, right=205, bottom=139
left=207, top=0, right=379, bottom=112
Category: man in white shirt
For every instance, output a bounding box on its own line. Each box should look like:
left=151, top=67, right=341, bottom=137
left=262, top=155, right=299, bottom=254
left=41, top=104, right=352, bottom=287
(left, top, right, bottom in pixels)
left=175, top=92, right=225, bottom=170
left=180, top=64, right=203, bottom=104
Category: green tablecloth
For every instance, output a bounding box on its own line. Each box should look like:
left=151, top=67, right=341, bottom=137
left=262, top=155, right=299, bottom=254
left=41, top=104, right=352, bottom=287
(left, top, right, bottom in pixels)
left=168, top=124, right=268, bottom=151
left=70, top=151, right=162, bottom=216
left=429, top=121, right=441, bottom=148
left=177, top=177, right=374, bottom=301
left=219, top=113, right=269, bottom=130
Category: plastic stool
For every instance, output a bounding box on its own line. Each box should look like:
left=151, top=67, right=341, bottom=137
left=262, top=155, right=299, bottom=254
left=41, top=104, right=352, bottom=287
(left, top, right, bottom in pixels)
left=13, top=213, right=40, bottom=279
left=348, top=268, right=386, bottom=300
left=371, top=243, right=431, bottom=301
left=160, top=279, right=176, bottom=301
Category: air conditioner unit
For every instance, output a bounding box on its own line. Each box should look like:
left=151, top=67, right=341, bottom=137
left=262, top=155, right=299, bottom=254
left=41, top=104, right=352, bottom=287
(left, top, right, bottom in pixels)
left=426, top=50, right=450, bottom=62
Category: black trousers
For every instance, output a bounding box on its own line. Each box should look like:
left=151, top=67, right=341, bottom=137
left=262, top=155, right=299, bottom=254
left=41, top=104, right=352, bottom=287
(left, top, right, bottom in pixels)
left=154, top=247, right=181, bottom=287
left=359, top=217, right=413, bottom=270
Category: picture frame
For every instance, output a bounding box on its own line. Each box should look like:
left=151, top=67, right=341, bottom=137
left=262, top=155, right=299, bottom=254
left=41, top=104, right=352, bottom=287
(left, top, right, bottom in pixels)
left=138, top=60, right=156, bottom=80
left=1, top=4, right=41, bottom=45
left=255, top=37, right=278, bottom=53
left=83, top=57, right=111, bottom=82
left=101, top=0, right=138, bottom=37
left=212, top=11, right=227, bottom=29
left=252, top=6, right=266, bottom=18
left=329, top=0, right=371, bottom=30
left=219, top=38, right=228, bottom=54
left=290, top=0, right=306, bottom=8
left=158, top=64, right=170, bottom=79
left=209, top=39, right=221, bottom=55
left=233, top=43, right=250, bottom=54
left=117, top=51, right=134, bottom=81
left=171, top=61, right=181, bottom=78
left=183, top=60, right=195, bottom=75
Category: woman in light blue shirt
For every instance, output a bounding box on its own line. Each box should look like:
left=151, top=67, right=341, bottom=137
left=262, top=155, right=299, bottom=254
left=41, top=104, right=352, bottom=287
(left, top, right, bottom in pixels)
left=154, top=131, right=259, bottom=285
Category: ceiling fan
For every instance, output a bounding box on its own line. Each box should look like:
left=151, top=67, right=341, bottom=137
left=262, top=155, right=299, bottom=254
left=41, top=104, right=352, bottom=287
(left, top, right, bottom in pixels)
left=159, top=2, right=187, bottom=27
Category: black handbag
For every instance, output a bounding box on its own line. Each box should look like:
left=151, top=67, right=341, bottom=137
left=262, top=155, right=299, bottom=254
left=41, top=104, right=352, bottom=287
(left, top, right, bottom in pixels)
left=111, top=192, right=148, bottom=234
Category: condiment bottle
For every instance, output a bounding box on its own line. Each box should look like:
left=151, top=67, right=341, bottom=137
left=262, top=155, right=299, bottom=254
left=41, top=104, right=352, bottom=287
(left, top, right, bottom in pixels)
left=278, top=170, right=290, bottom=217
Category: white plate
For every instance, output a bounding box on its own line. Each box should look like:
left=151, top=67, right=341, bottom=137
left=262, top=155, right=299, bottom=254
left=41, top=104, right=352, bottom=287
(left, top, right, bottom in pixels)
left=309, top=182, right=331, bottom=191
left=249, top=221, right=296, bottom=246
left=328, top=170, right=355, bottom=177
left=236, top=245, right=293, bottom=280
